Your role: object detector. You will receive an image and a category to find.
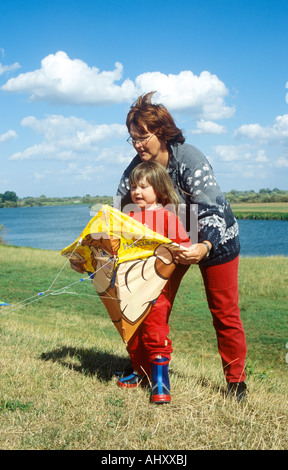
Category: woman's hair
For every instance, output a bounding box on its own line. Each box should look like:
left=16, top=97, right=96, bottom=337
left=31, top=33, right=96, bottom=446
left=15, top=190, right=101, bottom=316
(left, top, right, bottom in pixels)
left=126, top=91, right=185, bottom=145
left=129, top=161, right=180, bottom=209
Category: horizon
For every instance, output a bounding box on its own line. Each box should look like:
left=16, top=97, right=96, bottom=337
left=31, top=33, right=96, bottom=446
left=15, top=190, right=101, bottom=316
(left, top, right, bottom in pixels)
left=2, top=187, right=288, bottom=203
left=8, top=187, right=288, bottom=199
left=1, top=0, right=288, bottom=198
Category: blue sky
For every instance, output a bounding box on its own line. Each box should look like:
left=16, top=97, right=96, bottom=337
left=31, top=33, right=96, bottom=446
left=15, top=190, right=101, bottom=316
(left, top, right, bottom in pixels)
left=0, top=0, right=288, bottom=198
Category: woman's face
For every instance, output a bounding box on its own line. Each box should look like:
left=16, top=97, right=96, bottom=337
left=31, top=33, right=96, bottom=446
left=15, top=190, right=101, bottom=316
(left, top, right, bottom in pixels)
left=129, top=123, right=169, bottom=167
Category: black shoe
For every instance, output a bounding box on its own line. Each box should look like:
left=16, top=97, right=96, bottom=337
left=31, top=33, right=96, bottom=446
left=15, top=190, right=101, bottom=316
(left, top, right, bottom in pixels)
left=117, top=371, right=147, bottom=389
left=226, top=382, right=247, bottom=402
left=113, top=364, right=134, bottom=377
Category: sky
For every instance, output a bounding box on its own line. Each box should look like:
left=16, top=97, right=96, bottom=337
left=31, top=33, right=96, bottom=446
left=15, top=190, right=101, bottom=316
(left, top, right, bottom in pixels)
left=0, top=0, right=288, bottom=198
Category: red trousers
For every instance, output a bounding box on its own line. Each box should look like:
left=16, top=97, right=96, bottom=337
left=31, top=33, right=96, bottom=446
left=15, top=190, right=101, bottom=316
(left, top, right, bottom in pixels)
left=127, top=264, right=187, bottom=376
left=200, top=256, right=247, bottom=383
left=127, top=256, right=247, bottom=383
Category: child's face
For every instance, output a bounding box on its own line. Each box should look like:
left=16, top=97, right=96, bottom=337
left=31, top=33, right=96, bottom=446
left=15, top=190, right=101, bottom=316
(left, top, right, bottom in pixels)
left=130, top=177, right=158, bottom=209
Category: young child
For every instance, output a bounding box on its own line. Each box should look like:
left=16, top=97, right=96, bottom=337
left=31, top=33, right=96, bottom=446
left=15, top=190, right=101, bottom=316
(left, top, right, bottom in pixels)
left=118, top=161, right=191, bottom=404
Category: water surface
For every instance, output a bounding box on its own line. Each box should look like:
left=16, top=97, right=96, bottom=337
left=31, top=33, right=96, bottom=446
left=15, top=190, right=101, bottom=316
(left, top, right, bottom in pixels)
left=1, top=205, right=287, bottom=256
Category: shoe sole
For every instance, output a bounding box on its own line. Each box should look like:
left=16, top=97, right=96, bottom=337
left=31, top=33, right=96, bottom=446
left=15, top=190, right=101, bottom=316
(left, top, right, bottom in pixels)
left=117, top=377, right=148, bottom=389
left=151, top=394, right=171, bottom=404
left=117, top=381, right=141, bottom=389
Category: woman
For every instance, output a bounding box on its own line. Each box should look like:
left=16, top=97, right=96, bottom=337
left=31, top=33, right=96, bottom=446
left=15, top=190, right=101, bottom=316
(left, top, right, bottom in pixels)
left=116, top=92, right=247, bottom=401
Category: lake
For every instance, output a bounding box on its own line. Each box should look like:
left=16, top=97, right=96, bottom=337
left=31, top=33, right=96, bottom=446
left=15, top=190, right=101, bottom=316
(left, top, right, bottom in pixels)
left=0, top=205, right=288, bottom=257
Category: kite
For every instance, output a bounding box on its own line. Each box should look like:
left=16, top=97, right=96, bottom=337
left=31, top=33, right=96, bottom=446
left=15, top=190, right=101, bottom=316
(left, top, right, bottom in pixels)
left=61, top=205, right=182, bottom=344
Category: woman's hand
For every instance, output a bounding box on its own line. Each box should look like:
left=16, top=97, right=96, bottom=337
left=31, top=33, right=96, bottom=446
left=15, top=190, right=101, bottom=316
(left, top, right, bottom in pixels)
left=69, top=258, right=87, bottom=273
left=173, top=241, right=212, bottom=265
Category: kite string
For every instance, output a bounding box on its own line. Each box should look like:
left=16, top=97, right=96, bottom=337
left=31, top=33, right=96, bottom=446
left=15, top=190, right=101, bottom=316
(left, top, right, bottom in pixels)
left=0, top=233, right=146, bottom=318
left=0, top=240, right=85, bottom=317
left=47, top=248, right=77, bottom=292
left=0, top=265, right=97, bottom=318
left=46, top=237, right=86, bottom=292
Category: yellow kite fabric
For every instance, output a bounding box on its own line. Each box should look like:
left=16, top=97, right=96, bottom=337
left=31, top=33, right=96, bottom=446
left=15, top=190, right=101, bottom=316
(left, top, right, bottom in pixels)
left=61, top=205, right=180, bottom=344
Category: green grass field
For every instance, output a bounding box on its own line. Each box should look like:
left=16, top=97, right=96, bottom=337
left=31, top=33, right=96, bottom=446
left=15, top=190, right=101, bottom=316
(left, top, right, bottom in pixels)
left=231, top=202, right=288, bottom=219
left=0, top=245, right=287, bottom=450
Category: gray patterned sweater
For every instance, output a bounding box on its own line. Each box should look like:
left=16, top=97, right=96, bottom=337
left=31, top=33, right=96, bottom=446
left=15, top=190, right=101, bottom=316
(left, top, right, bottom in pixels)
left=116, top=143, right=240, bottom=266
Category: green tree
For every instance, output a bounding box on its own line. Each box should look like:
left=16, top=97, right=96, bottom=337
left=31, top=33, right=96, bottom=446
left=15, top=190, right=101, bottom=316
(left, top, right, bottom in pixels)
left=2, top=191, right=18, bottom=203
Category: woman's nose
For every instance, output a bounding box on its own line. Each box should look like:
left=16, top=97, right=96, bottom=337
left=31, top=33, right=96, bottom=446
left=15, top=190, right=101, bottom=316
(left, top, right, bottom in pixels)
left=134, top=140, right=144, bottom=149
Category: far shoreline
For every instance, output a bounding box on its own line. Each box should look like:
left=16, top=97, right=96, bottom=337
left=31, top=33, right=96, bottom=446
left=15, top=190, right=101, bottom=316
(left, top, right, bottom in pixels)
left=2, top=200, right=288, bottom=220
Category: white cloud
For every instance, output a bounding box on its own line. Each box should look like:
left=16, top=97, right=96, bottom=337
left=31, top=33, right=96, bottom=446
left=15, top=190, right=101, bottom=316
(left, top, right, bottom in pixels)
left=255, top=149, right=269, bottom=162
left=10, top=115, right=127, bottom=161
left=21, top=114, right=126, bottom=149
left=10, top=142, right=59, bottom=161
left=32, top=163, right=106, bottom=185
left=240, top=164, right=268, bottom=180
left=33, top=169, right=54, bottom=180
left=59, top=162, right=105, bottom=181
left=135, top=70, right=235, bottom=119
left=275, top=156, right=288, bottom=168
left=214, top=144, right=253, bottom=162
left=2, top=51, right=135, bottom=105
left=234, top=114, right=288, bottom=143
left=190, top=119, right=227, bottom=135
left=213, top=145, right=276, bottom=182
left=9, top=115, right=127, bottom=161
left=0, top=62, right=20, bottom=75
left=0, top=129, right=17, bottom=143
left=1, top=51, right=234, bottom=121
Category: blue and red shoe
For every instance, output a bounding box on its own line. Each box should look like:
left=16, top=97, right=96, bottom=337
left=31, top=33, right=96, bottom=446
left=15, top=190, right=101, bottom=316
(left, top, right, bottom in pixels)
left=151, top=356, right=171, bottom=404
left=117, top=371, right=147, bottom=389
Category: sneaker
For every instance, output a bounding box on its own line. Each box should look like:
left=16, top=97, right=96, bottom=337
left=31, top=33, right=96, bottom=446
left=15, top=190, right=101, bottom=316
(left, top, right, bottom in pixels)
left=117, top=371, right=146, bottom=389
left=226, top=382, right=247, bottom=402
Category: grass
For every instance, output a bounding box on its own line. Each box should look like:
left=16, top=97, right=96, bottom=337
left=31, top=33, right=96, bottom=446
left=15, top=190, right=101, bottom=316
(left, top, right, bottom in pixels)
left=231, top=202, right=288, bottom=220
left=0, top=245, right=287, bottom=450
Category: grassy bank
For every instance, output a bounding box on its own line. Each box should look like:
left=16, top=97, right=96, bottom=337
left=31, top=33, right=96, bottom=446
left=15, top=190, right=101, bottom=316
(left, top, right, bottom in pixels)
left=231, top=202, right=288, bottom=220
left=0, top=245, right=287, bottom=450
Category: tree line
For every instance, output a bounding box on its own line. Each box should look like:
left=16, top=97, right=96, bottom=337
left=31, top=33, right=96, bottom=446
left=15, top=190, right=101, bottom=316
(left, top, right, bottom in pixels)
left=0, top=192, right=113, bottom=208
left=224, top=188, right=288, bottom=203
left=1, top=188, right=288, bottom=208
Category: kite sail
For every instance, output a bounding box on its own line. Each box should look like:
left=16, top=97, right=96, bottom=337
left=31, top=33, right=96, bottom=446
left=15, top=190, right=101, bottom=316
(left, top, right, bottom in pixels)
left=61, top=205, right=181, bottom=344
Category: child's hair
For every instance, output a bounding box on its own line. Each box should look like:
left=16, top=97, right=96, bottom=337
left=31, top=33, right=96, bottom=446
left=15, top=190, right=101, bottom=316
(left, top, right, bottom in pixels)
left=129, top=161, right=180, bottom=209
